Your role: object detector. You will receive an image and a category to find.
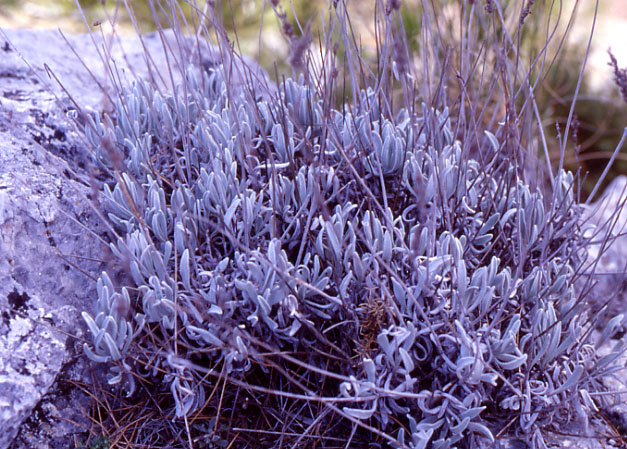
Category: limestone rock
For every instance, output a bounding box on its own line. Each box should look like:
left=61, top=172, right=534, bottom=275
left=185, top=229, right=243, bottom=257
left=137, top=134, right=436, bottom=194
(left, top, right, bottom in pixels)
left=0, top=100, right=102, bottom=449
left=582, top=176, right=627, bottom=328
left=0, top=35, right=103, bottom=448
left=581, top=177, right=627, bottom=446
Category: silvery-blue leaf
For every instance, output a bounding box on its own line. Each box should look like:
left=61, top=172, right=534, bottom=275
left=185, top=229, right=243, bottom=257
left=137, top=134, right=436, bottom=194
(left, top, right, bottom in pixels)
left=473, top=234, right=492, bottom=246
left=541, top=303, right=561, bottom=365
left=162, top=241, right=172, bottom=265
left=351, top=253, right=365, bottom=282
left=468, top=422, right=493, bottom=441
left=456, top=356, right=477, bottom=380
left=410, top=429, right=434, bottom=449
left=180, top=249, right=191, bottom=291
left=186, top=325, right=224, bottom=346
left=104, top=332, right=123, bottom=361
left=343, top=403, right=376, bottom=420
left=449, top=416, right=470, bottom=437
left=398, top=347, right=415, bottom=372
left=234, top=279, right=257, bottom=301
left=235, top=335, right=248, bottom=358
left=380, top=132, right=393, bottom=173
left=83, top=343, right=110, bottom=363
left=217, top=257, right=230, bottom=272
left=208, top=304, right=223, bottom=315
left=499, top=208, right=517, bottom=228
left=382, top=231, right=393, bottom=261
left=500, top=268, right=512, bottom=297
left=396, top=428, right=406, bottom=448
left=427, top=255, right=449, bottom=275
left=299, top=96, right=309, bottom=127
left=271, top=123, right=287, bottom=162
left=459, top=406, right=486, bottom=421
left=261, top=312, right=280, bottom=331
left=96, top=275, right=109, bottom=302
left=105, top=270, right=122, bottom=307
left=479, top=372, right=498, bottom=386
left=93, top=311, right=107, bottom=328
left=391, top=277, right=406, bottom=310
left=325, top=221, right=342, bottom=262
left=247, top=312, right=259, bottom=327
left=580, top=389, right=599, bottom=412
left=503, top=314, right=521, bottom=339
left=363, top=358, right=376, bottom=383
left=415, top=417, right=444, bottom=433
left=171, top=378, right=195, bottom=418
left=478, top=213, right=500, bottom=236
left=315, top=229, right=326, bottom=256
left=530, top=327, right=548, bottom=367
left=496, top=352, right=527, bottom=370
left=418, top=226, right=429, bottom=256
left=151, top=210, right=168, bottom=242
left=552, top=365, right=583, bottom=396
left=82, top=312, right=101, bottom=339
left=267, top=238, right=281, bottom=266
left=528, top=224, right=539, bottom=247
left=339, top=381, right=353, bottom=398
left=450, top=235, right=463, bottom=261
left=500, top=395, right=522, bottom=411
left=256, top=294, right=271, bottom=316
left=130, top=260, right=144, bottom=285
left=106, top=366, right=125, bottom=387
left=601, top=313, right=625, bottom=342
left=140, top=247, right=156, bottom=277
left=339, top=272, right=353, bottom=298
left=456, top=258, right=467, bottom=301
left=174, top=222, right=186, bottom=254
left=444, top=166, right=457, bottom=199
left=377, top=332, right=394, bottom=359
left=115, top=319, right=128, bottom=349
left=460, top=196, right=476, bottom=214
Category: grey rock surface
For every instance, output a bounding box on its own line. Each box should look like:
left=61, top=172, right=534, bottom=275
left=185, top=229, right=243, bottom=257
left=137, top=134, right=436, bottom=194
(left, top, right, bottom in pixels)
left=587, top=178, right=627, bottom=446
left=576, top=177, right=627, bottom=448
left=0, top=30, right=105, bottom=449
left=582, top=176, right=627, bottom=329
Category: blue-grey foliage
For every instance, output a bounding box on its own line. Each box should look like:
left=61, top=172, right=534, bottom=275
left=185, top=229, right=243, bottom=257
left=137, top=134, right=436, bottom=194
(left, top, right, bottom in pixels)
left=82, top=65, right=624, bottom=448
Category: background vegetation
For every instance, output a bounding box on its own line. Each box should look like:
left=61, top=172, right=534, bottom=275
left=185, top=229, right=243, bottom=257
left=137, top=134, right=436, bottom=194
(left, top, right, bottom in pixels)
left=1, top=0, right=625, bottom=194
